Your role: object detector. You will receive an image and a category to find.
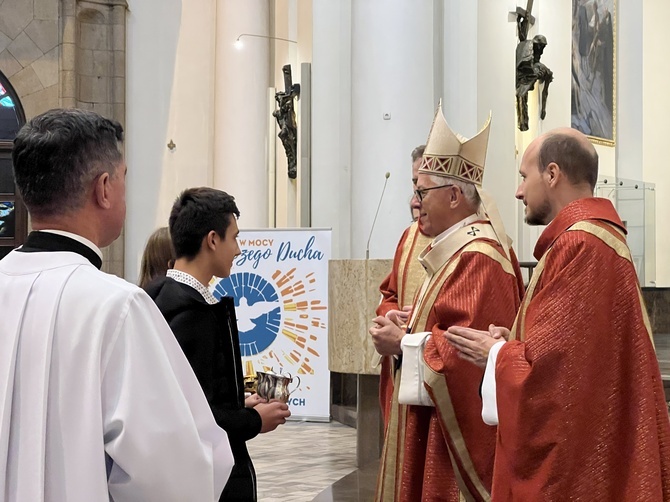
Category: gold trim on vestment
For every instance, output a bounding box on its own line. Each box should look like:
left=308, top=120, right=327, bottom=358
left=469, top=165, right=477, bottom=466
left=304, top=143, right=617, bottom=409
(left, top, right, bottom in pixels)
left=378, top=225, right=513, bottom=501
left=411, top=237, right=510, bottom=501
left=460, top=241, right=516, bottom=276
left=513, top=220, right=651, bottom=345
left=567, top=221, right=654, bottom=347
left=511, top=250, right=548, bottom=342
left=568, top=221, right=630, bottom=260
left=376, top=226, right=429, bottom=501
left=412, top=235, right=516, bottom=333
left=411, top=256, right=461, bottom=334
left=425, top=366, right=491, bottom=502
left=396, top=390, right=407, bottom=497
left=377, top=369, right=403, bottom=501
left=397, top=223, right=431, bottom=308
left=418, top=223, right=498, bottom=276
left=409, top=223, right=498, bottom=330
left=445, top=445, right=474, bottom=502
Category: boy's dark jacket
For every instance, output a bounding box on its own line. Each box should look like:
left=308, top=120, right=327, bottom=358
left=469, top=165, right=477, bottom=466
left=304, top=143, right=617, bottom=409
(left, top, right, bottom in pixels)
left=145, top=276, right=262, bottom=501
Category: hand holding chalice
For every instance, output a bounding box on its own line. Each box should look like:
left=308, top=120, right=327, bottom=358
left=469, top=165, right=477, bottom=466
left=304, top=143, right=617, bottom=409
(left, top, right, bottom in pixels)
left=256, top=369, right=301, bottom=404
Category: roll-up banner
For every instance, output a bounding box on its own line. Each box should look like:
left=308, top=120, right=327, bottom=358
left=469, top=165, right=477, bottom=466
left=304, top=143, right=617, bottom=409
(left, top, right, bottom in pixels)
left=211, top=228, right=332, bottom=421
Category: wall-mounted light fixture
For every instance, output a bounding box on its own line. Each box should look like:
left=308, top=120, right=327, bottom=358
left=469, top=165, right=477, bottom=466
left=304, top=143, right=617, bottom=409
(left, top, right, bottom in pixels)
left=234, top=33, right=297, bottom=50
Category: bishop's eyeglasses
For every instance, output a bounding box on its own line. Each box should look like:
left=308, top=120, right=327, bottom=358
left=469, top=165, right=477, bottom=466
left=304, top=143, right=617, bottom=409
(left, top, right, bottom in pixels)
left=414, top=184, right=455, bottom=202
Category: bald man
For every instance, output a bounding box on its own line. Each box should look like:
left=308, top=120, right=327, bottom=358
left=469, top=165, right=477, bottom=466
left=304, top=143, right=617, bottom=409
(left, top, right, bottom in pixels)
left=446, top=128, right=670, bottom=500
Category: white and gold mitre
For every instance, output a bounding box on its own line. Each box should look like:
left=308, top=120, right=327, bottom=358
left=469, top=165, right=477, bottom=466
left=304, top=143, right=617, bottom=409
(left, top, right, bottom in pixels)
left=419, top=101, right=491, bottom=187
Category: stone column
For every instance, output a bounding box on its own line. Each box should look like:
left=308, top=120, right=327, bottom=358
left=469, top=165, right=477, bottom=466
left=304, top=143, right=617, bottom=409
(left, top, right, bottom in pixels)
left=313, top=0, right=435, bottom=467
left=349, top=1, right=435, bottom=259
left=312, top=0, right=434, bottom=260
left=644, top=1, right=669, bottom=286
left=74, top=0, right=128, bottom=277
left=214, top=0, right=271, bottom=227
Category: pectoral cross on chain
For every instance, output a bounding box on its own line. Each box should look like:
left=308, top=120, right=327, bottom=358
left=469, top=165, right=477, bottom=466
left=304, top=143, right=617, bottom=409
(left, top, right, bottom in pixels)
left=467, top=227, right=480, bottom=237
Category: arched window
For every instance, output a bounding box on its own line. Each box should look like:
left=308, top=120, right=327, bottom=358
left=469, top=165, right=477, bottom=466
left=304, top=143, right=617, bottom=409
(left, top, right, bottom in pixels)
left=0, top=79, right=23, bottom=140
left=0, top=72, right=27, bottom=260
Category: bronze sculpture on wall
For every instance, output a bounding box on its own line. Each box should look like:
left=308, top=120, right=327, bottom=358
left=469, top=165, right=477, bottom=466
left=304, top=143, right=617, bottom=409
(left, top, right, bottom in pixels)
left=515, top=0, right=553, bottom=131
left=273, top=65, right=300, bottom=179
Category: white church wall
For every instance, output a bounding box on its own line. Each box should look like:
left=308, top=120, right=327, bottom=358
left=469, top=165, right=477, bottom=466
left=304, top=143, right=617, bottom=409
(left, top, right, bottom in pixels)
left=617, top=0, right=643, bottom=182
left=213, top=0, right=271, bottom=229
left=125, top=0, right=216, bottom=282
left=476, top=0, right=519, bottom=256
left=441, top=0, right=519, bottom=258
left=312, top=0, right=436, bottom=260
left=124, top=0, right=663, bottom=283
left=643, top=0, right=670, bottom=286
left=273, top=0, right=300, bottom=229
left=311, top=0, right=353, bottom=259
left=349, top=0, right=435, bottom=259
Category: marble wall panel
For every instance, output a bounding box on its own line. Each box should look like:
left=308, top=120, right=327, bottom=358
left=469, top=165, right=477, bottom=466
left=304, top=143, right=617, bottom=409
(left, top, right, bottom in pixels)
left=643, top=288, right=670, bottom=334
left=329, top=259, right=392, bottom=375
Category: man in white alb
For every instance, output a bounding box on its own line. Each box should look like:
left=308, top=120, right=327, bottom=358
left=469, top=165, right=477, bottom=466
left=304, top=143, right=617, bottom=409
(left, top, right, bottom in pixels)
left=0, top=108, right=234, bottom=501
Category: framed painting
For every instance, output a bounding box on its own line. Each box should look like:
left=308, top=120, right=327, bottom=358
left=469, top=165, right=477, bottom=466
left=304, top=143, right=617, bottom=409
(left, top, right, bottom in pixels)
left=571, top=0, right=616, bottom=146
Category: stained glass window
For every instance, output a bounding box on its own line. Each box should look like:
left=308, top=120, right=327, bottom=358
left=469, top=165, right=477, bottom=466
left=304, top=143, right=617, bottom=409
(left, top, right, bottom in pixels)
left=0, top=84, right=14, bottom=107
left=0, top=72, right=25, bottom=255
left=0, top=80, right=21, bottom=140
left=0, top=201, right=15, bottom=238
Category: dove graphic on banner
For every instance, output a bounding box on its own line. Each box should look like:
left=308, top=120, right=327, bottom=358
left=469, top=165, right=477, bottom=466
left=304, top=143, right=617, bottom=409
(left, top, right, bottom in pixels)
left=236, top=297, right=280, bottom=333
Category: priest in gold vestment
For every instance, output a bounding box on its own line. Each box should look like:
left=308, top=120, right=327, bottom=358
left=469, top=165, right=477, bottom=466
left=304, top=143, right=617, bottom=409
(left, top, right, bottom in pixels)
left=376, top=219, right=430, bottom=424
left=370, top=104, right=524, bottom=501
left=376, top=144, right=431, bottom=425
left=447, top=128, right=670, bottom=500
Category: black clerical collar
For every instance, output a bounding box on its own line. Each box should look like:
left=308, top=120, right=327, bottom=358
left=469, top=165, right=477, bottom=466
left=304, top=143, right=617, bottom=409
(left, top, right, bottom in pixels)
left=17, top=231, right=104, bottom=269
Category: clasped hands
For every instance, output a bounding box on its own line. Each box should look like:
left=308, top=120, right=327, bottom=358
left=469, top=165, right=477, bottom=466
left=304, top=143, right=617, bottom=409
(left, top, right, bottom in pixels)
left=369, top=306, right=412, bottom=356
left=445, top=324, right=510, bottom=369
left=370, top=306, right=511, bottom=366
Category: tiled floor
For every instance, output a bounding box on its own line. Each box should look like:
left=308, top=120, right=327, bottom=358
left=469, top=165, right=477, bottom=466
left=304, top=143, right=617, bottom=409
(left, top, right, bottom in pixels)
left=248, top=420, right=357, bottom=502
left=311, top=460, right=378, bottom=502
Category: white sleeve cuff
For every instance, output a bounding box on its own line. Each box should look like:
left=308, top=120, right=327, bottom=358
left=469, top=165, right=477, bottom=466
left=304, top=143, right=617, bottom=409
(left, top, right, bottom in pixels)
left=481, top=340, right=505, bottom=426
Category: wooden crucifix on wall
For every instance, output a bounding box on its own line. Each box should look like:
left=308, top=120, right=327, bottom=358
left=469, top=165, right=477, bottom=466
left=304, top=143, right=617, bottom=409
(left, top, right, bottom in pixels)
left=273, top=65, right=301, bottom=179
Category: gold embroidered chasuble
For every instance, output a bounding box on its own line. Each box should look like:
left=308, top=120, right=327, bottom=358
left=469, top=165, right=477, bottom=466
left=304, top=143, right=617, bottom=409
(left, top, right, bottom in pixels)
left=493, top=198, right=670, bottom=501
left=377, top=222, right=431, bottom=423
left=376, top=220, right=523, bottom=502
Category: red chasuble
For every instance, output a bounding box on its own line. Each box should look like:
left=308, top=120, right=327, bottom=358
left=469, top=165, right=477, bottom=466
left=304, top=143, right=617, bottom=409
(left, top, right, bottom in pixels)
left=494, top=198, right=670, bottom=501
left=377, top=221, right=524, bottom=502
left=377, top=222, right=431, bottom=425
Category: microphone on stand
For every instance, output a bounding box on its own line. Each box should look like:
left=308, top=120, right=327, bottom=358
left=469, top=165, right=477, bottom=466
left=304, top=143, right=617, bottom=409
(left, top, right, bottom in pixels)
left=366, top=171, right=391, bottom=259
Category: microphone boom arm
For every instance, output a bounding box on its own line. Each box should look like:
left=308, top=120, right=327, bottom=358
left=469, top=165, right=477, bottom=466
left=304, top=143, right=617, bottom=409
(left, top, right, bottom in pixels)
left=366, top=172, right=391, bottom=259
